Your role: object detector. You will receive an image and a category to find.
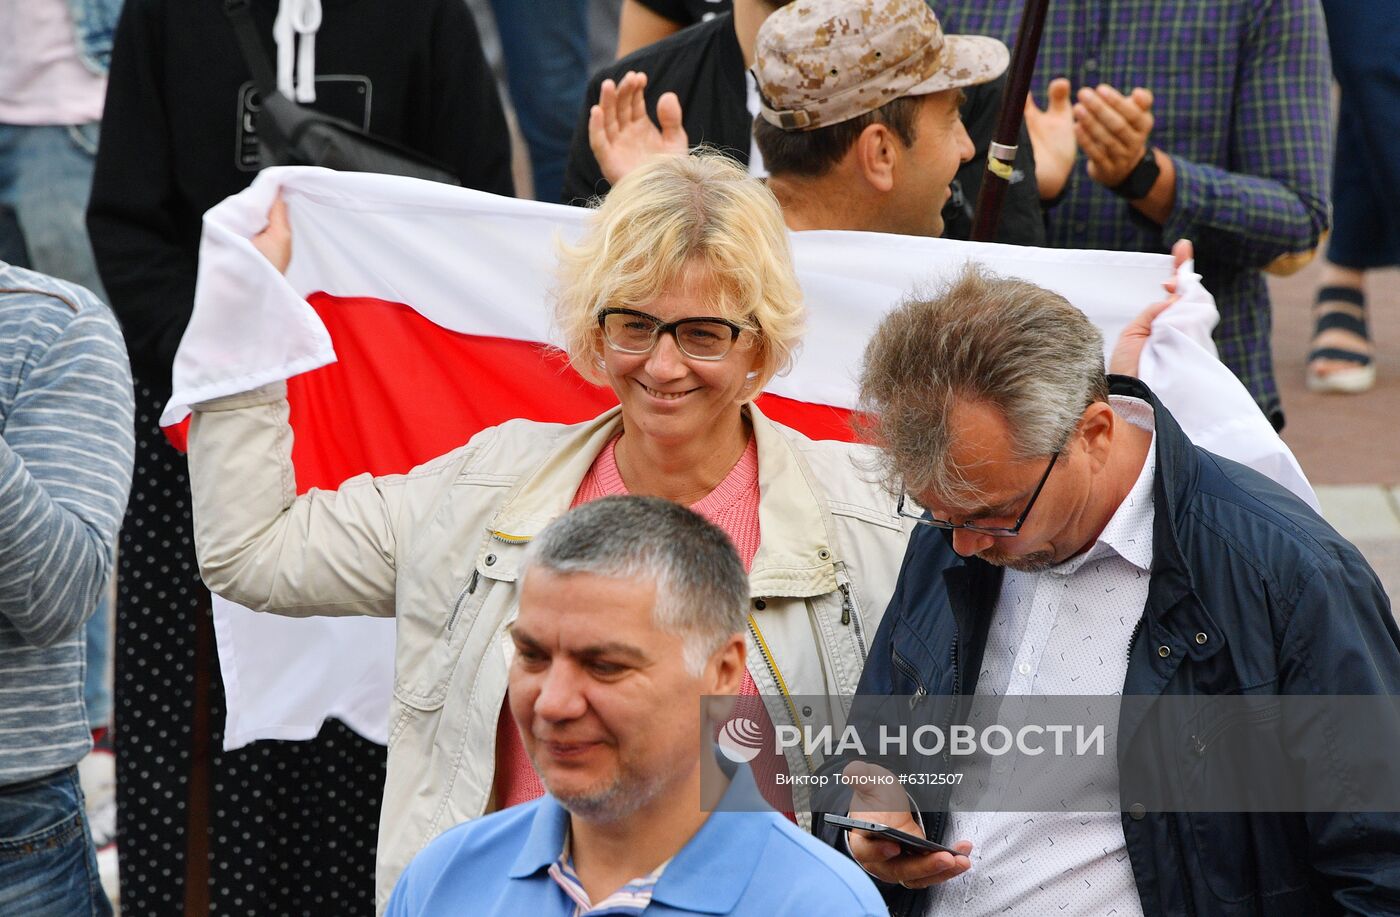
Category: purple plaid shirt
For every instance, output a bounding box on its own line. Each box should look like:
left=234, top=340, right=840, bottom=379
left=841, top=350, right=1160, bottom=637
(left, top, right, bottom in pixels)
left=936, top=0, right=1333, bottom=425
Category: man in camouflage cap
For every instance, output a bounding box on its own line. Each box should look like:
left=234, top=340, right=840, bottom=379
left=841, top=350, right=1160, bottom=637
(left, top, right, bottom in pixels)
left=753, top=0, right=1008, bottom=237
left=585, top=0, right=1012, bottom=239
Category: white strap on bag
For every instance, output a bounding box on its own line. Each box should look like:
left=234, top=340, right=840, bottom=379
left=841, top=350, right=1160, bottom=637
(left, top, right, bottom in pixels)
left=273, top=0, right=322, bottom=103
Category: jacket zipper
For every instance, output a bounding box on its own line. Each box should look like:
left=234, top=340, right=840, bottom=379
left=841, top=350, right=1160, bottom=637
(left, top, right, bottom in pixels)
left=445, top=569, right=479, bottom=633
left=888, top=646, right=959, bottom=857
left=937, top=641, right=961, bottom=836
left=950, top=639, right=961, bottom=697
left=836, top=570, right=869, bottom=660
left=1192, top=701, right=1280, bottom=753
left=1125, top=615, right=1144, bottom=664
left=910, top=642, right=960, bottom=849
left=747, top=615, right=814, bottom=773
left=891, top=651, right=927, bottom=696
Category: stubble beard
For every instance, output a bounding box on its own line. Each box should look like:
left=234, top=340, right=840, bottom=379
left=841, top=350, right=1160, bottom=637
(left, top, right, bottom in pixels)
left=977, top=547, right=1062, bottom=573
left=539, top=762, right=669, bottom=824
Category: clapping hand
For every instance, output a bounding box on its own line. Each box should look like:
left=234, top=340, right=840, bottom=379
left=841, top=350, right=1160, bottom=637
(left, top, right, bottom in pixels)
left=1073, top=84, right=1155, bottom=188
left=1024, top=78, right=1076, bottom=200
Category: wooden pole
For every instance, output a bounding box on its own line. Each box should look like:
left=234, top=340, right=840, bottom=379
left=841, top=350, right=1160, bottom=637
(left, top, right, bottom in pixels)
left=971, top=0, right=1052, bottom=242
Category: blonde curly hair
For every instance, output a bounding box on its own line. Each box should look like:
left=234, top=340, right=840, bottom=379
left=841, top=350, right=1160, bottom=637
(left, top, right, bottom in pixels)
left=554, top=151, right=804, bottom=391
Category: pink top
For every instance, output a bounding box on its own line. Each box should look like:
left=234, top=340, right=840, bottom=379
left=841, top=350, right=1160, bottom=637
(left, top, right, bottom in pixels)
left=0, top=0, right=107, bottom=125
left=494, top=433, right=771, bottom=810
left=571, top=434, right=762, bottom=566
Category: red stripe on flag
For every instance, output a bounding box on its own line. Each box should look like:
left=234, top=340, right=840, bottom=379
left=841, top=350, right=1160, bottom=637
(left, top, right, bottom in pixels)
left=164, top=293, right=857, bottom=491
left=754, top=393, right=857, bottom=445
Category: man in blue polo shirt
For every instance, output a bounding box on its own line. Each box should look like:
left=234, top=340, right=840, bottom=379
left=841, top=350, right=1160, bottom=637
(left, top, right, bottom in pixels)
left=384, top=496, right=886, bottom=916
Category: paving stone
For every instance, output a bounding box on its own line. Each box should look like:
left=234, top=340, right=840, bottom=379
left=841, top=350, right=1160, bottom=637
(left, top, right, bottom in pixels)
left=1315, top=485, right=1400, bottom=541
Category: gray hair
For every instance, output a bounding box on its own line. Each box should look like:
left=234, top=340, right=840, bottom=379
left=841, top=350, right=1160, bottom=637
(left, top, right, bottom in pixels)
left=856, top=263, right=1110, bottom=504
left=522, top=496, right=749, bottom=674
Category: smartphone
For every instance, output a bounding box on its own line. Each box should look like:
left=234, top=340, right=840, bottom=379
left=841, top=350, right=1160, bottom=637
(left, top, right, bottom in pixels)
left=825, top=815, right=962, bottom=857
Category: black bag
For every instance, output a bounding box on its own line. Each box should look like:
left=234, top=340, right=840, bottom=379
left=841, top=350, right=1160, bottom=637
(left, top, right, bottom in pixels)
left=222, top=0, right=460, bottom=185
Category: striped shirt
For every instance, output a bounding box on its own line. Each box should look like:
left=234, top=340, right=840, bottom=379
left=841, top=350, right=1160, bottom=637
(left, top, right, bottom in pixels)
left=0, top=262, right=134, bottom=785
left=936, top=0, right=1333, bottom=425
left=548, top=830, right=670, bottom=916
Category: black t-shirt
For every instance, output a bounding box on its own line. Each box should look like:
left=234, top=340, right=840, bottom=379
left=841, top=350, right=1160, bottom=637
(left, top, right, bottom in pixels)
left=564, top=11, right=1043, bottom=246
left=563, top=14, right=749, bottom=205
left=635, top=0, right=731, bottom=26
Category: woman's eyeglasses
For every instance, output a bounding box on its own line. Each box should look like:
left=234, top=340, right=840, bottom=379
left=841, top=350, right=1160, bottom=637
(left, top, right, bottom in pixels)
left=598, top=308, right=746, bottom=361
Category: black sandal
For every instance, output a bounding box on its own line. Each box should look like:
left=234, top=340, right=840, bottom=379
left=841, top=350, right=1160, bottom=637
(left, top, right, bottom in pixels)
left=1308, top=286, right=1375, bottom=393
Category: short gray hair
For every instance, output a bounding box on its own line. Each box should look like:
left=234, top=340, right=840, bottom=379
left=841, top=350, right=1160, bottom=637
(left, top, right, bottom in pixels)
left=857, top=264, right=1110, bottom=504
left=522, top=496, right=749, bottom=674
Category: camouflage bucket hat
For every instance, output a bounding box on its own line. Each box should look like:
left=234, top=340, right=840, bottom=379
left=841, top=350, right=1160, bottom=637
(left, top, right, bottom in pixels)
left=755, top=0, right=1010, bottom=131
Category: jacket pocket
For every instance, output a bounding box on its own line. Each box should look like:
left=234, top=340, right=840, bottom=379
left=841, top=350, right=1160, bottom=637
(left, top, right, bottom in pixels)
left=891, top=650, right=929, bottom=700
left=393, top=570, right=496, bottom=708
left=1176, top=696, right=1285, bottom=814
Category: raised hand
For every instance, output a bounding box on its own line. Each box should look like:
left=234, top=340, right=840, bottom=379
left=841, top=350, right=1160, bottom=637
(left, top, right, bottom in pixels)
left=588, top=70, right=689, bottom=187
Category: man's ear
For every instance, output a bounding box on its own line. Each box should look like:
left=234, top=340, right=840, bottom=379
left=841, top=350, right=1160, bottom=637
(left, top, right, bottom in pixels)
left=1079, top=401, right=1116, bottom=472
left=853, top=122, right=899, bottom=193
left=706, top=633, right=747, bottom=695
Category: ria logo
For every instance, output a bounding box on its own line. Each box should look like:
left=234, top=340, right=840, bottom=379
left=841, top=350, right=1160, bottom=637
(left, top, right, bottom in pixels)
left=718, top=717, right=764, bottom=764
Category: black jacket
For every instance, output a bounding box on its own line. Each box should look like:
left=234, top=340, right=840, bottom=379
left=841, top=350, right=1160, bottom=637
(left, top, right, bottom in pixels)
left=87, top=0, right=513, bottom=392
left=561, top=12, right=1045, bottom=247
left=835, top=377, right=1400, bottom=916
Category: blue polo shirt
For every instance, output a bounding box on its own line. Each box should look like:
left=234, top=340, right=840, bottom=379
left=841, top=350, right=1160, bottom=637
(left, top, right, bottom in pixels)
left=385, top=764, right=887, bottom=916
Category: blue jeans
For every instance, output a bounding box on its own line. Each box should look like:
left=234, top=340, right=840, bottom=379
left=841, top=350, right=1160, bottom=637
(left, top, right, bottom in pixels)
left=0, top=122, right=112, bottom=731
left=0, top=122, right=107, bottom=297
left=84, top=592, right=112, bottom=731
left=486, top=0, right=589, bottom=203
left=0, top=767, right=111, bottom=917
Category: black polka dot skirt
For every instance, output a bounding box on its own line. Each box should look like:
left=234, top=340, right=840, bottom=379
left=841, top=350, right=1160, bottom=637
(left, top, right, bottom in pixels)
left=115, top=383, right=385, bottom=915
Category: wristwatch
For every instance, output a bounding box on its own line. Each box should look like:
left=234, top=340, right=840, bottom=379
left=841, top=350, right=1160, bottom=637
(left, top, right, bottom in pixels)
left=1110, top=149, right=1161, bottom=200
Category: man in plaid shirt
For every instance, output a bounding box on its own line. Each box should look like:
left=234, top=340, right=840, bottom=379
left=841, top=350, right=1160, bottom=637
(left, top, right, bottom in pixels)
left=937, top=0, right=1333, bottom=430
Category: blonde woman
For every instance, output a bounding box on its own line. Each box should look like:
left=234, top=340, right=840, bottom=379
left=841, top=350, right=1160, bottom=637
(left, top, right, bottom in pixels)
left=187, top=152, right=910, bottom=910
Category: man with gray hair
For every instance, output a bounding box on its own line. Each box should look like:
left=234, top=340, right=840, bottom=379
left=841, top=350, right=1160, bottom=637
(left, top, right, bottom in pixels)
left=831, top=266, right=1400, bottom=915
left=385, top=496, right=887, bottom=916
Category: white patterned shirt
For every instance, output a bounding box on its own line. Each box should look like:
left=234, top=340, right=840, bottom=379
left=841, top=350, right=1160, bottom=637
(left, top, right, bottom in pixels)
left=925, top=396, right=1155, bottom=917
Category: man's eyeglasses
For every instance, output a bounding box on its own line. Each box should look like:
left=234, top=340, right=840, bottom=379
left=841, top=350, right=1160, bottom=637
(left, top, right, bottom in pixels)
left=598, top=308, right=747, bottom=361
left=897, top=452, right=1060, bottom=537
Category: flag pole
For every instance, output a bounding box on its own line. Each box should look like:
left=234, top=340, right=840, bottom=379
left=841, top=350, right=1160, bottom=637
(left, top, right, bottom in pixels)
left=971, top=0, right=1052, bottom=242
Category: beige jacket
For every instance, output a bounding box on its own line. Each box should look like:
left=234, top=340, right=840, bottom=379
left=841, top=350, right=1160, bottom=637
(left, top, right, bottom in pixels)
left=188, top=384, right=911, bottom=911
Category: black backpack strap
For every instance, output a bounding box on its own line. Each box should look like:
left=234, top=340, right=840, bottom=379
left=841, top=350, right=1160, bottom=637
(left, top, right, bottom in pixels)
left=222, top=0, right=277, bottom=95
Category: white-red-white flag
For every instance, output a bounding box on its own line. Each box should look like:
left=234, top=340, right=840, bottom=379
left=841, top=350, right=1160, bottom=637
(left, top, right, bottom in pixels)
left=168, top=168, right=1312, bottom=750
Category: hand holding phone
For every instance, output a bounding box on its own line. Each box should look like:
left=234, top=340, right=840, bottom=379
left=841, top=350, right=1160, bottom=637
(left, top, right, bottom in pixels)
left=839, top=760, right=973, bottom=889
left=825, top=815, right=961, bottom=857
